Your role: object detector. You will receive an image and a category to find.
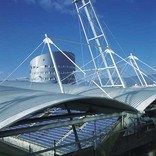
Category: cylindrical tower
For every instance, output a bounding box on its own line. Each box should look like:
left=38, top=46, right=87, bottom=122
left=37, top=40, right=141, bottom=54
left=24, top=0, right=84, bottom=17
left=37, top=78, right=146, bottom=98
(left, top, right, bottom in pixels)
left=30, top=51, right=76, bottom=84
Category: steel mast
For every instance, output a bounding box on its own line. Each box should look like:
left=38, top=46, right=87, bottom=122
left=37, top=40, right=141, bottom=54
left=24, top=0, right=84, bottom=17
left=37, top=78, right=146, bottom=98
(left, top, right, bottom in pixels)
left=129, top=53, right=148, bottom=87
left=73, top=0, right=126, bottom=88
left=44, top=34, right=64, bottom=93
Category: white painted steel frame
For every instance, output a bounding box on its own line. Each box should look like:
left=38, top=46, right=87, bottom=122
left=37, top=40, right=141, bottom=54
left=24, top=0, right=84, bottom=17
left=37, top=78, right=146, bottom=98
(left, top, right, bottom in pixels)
left=74, top=0, right=125, bottom=88
left=44, top=34, right=64, bottom=93
left=129, top=53, right=148, bottom=87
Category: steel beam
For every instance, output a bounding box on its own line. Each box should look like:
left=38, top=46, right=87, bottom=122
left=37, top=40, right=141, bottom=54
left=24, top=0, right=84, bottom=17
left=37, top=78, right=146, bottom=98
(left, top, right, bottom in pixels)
left=0, top=112, right=125, bottom=138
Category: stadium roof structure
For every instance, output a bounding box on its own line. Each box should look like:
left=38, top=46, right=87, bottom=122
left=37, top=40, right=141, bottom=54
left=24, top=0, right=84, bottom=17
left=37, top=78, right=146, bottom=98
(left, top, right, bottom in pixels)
left=0, top=81, right=156, bottom=131
left=0, top=0, right=156, bottom=154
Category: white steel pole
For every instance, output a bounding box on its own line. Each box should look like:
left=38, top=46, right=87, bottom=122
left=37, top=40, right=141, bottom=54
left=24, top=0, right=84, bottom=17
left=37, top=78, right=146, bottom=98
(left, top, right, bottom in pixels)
left=44, top=34, right=64, bottom=93
left=130, top=53, right=148, bottom=87
left=49, top=34, right=112, bottom=97
left=53, top=40, right=112, bottom=97
left=89, top=0, right=110, bottom=48
left=74, top=2, right=103, bottom=86
left=81, top=0, right=114, bottom=86
left=129, top=58, right=144, bottom=86
left=106, top=49, right=126, bottom=88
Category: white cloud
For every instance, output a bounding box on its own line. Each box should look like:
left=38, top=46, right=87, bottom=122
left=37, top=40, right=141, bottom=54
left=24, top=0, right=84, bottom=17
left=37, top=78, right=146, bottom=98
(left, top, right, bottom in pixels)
left=38, top=0, right=76, bottom=14
left=14, top=0, right=96, bottom=14
left=14, top=0, right=76, bottom=14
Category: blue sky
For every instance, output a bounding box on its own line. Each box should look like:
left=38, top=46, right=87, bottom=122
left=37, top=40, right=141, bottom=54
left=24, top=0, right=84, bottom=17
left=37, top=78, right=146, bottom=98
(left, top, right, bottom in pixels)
left=0, top=0, right=156, bottom=80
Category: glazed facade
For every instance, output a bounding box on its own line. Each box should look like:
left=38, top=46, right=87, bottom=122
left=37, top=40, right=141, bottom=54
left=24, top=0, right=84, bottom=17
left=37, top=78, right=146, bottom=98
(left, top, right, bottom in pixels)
left=30, top=52, right=75, bottom=84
